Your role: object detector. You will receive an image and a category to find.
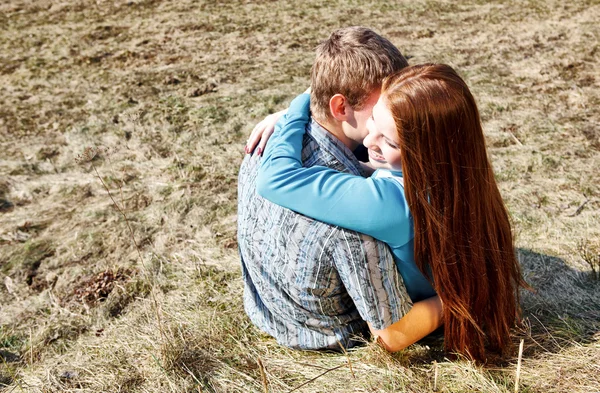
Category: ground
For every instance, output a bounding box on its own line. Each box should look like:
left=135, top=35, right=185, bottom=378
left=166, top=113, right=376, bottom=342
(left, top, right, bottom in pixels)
left=1, top=0, right=599, bottom=392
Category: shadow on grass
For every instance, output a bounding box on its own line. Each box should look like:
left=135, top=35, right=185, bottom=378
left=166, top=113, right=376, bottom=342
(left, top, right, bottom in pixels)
left=402, top=248, right=600, bottom=366
left=517, top=248, right=600, bottom=356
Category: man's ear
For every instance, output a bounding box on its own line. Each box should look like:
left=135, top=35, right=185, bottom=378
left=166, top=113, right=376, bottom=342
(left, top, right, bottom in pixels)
left=329, top=94, right=351, bottom=121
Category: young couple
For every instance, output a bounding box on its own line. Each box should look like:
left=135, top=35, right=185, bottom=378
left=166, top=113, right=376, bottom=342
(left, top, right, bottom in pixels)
left=237, top=26, right=525, bottom=362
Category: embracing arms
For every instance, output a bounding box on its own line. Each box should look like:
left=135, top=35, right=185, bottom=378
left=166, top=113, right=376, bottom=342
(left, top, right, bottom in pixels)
left=249, top=93, right=442, bottom=350
left=256, top=94, right=412, bottom=247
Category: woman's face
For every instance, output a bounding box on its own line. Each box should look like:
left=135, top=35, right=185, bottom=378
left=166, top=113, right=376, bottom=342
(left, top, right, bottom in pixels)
left=363, top=96, right=403, bottom=171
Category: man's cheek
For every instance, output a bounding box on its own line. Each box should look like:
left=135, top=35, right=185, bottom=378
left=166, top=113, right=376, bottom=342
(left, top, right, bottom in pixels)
left=358, top=125, right=370, bottom=142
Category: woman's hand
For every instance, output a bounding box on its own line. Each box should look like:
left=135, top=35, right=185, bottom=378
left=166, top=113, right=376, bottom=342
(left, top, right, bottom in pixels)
left=245, top=88, right=310, bottom=156
left=245, top=109, right=287, bottom=156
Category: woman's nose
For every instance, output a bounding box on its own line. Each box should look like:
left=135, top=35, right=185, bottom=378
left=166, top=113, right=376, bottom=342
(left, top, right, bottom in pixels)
left=364, top=120, right=376, bottom=146
left=363, top=132, right=374, bottom=149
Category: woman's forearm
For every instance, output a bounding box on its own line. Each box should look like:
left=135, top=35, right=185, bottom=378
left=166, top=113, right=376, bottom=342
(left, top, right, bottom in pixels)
left=369, top=296, right=443, bottom=352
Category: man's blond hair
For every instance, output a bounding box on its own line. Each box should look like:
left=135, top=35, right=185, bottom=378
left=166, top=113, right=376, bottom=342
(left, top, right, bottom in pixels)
left=310, top=26, right=408, bottom=122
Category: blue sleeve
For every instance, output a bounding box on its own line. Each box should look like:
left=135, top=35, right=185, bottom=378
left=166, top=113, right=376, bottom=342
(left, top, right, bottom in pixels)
left=257, top=94, right=412, bottom=248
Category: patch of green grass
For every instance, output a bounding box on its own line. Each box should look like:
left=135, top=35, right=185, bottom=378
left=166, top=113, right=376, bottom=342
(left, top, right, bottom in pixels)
left=158, top=99, right=191, bottom=134
left=0, top=327, right=24, bottom=352
left=193, top=104, right=230, bottom=125
left=3, top=240, right=55, bottom=280
left=159, top=185, right=173, bottom=197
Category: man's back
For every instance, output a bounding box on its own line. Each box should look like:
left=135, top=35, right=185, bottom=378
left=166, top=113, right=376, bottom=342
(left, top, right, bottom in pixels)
left=238, top=119, right=412, bottom=350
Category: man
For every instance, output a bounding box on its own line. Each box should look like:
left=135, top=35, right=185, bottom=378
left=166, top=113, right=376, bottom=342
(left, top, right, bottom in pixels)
left=238, top=27, right=413, bottom=350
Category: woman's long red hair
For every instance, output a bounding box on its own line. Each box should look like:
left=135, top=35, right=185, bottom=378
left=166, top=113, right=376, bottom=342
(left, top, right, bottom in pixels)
left=382, top=64, right=526, bottom=362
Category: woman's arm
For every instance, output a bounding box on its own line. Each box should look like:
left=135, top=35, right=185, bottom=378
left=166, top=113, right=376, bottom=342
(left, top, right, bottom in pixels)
left=370, top=296, right=443, bottom=352
left=257, top=93, right=412, bottom=247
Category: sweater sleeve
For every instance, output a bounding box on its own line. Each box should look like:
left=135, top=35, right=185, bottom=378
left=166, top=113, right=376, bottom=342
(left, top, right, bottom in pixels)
left=257, top=93, right=412, bottom=248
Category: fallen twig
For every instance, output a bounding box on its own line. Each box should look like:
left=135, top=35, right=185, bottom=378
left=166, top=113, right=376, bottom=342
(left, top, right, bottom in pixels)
left=568, top=196, right=590, bottom=217
left=507, top=129, right=523, bottom=146
left=287, top=364, right=345, bottom=393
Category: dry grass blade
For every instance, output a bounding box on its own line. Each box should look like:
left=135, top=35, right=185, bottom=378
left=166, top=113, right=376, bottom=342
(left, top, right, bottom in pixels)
left=337, top=340, right=356, bottom=379
left=433, top=360, right=439, bottom=392
left=91, top=163, right=170, bottom=354
left=257, top=357, right=269, bottom=393
left=515, top=339, right=524, bottom=393
left=28, top=328, right=32, bottom=365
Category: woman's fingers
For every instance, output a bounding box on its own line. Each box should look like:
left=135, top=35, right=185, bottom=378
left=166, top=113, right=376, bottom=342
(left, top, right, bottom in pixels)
left=246, top=119, right=267, bottom=153
left=256, top=126, right=275, bottom=156
left=245, top=110, right=285, bottom=155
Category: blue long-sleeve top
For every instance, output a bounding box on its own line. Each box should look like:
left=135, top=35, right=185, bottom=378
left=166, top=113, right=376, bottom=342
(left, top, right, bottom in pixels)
left=256, top=93, right=437, bottom=302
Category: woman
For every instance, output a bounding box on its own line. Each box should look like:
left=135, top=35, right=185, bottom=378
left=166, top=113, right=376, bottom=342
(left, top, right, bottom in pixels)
left=250, top=64, right=526, bottom=362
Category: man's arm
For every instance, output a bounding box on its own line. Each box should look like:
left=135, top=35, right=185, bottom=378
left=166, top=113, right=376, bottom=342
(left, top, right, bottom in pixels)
left=369, top=296, right=443, bottom=352
left=333, top=231, right=412, bottom=335
left=334, top=231, right=442, bottom=352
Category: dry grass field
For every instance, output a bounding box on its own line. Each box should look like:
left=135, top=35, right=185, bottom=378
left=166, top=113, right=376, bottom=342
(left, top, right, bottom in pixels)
left=1, top=0, right=599, bottom=392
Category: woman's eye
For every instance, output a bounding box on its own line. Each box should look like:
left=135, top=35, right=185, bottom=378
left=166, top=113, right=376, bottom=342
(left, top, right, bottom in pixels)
left=385, top=140, right=398, bottom=148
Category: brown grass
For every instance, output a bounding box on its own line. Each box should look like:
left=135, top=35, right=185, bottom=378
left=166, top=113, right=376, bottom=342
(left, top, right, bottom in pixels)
left=1, top=0, right=599, bottom=392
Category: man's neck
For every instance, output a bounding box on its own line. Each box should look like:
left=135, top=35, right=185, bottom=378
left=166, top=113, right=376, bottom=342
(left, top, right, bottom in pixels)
left=313, top=118, right=359, bottom=151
